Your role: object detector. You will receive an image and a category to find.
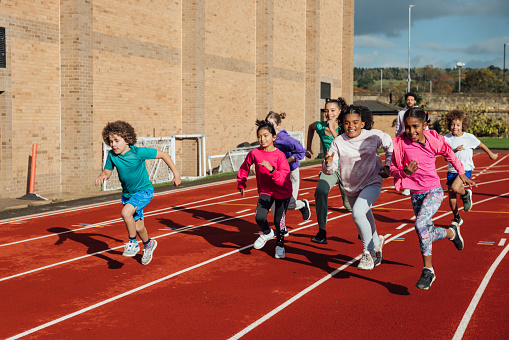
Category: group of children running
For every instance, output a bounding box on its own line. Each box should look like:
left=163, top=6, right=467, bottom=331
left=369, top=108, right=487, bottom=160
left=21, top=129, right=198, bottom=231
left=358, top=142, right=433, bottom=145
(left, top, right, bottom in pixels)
left=96, top=92, right=497, bottom=290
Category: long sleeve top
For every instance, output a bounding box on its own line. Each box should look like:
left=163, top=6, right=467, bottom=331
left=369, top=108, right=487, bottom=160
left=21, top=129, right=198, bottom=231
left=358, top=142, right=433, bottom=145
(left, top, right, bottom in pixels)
left=390, top=129, right=465, bottom=192
left=322, top=129, right=393, bottom=196
left=274, top=130, right=307, bottom=171
left=237, top=147, right=292, bottom=199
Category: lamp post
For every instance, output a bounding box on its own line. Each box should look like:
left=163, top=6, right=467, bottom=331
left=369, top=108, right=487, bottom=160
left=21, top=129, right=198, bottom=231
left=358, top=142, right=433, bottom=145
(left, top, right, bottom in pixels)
left=380, top=68, right=383, bottom=93
left=504, top=43, right=509, bottom=82
left=456, top=62, right=464, bottom=92
left=407, top=5, right=415, bottom=92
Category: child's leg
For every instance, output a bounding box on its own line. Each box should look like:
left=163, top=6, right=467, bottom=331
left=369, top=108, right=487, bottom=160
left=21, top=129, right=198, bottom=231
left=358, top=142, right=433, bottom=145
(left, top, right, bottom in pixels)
left=135, top=219, right=149, bottom=243
left=336, top=167, right=352, bottom=211
left=348, top=185, right=381, bottom=253
left=447, top=185, right=459, bottom=217
left=410, top=188, right=447, bottom=265
left=314, top=171, right=337, bottom=230
left=289, top=168, right=304, bottom=210
left=255, top=194, right=274, bottom=234
left=273, top=198, right=290, bottom=247
left=121, top=204, right=138, bottom=238
left=450, top=175, right=466, bottom=196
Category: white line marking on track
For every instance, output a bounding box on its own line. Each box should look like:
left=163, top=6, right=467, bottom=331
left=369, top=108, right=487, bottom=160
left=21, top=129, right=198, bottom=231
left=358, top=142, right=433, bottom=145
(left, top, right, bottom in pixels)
left=396, top=223, right=407, bottom=230
left=499, top=238, right=506, bottom=246
left=236, top=209, right=251, bottom=214
left=452, top=243, right=509, bottom=340
left=505, top=227, right=509, bottom=234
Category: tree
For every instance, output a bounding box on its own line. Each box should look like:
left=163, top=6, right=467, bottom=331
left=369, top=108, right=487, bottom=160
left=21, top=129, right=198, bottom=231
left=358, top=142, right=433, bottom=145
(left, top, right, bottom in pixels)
left=357, top=78, right=375, bottom=90
left=462, top=68, right=508, bottom=93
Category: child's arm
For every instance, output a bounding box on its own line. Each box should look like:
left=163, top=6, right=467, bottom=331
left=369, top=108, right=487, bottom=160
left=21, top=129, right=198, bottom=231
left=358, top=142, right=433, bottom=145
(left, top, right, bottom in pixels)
left=156, top=150, right=181, bottom=187
left=305, top=122, right=317, bottom=158
left=288, top=136, right=307, bottom=163
left=379, top=132, right=393, bottom=178
left=259, top=154, right=291, bottom=187
left=95, top=169, right=113, bottom=186
left=237, top=151, right=254, bottom=195
left=478, top=142, right=498, bottom=160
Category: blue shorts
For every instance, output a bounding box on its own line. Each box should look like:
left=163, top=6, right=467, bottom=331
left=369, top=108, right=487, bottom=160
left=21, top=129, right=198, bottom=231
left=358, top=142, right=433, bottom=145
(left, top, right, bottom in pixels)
left=121, top=189, right=154, bottom=221
left=446, top=171, right=472, bottom=186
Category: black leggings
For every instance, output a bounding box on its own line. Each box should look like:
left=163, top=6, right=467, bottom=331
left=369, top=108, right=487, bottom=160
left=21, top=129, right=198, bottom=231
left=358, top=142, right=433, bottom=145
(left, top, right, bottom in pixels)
left=255, top=194, right=290, bottom=247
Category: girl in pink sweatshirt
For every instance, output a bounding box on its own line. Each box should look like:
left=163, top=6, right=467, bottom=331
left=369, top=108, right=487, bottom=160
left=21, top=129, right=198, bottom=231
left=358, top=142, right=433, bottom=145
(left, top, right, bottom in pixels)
left=390, top=108, right=476, bottom=290
left=237, top=120, right=293, bottom=259
left=323, top=105, right=393, bottom=271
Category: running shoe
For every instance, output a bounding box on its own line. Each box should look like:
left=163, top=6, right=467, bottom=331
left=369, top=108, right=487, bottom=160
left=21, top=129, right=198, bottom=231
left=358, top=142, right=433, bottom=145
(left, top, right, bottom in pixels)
left=282, top=229, right=290, bottom=237
left=462, top=189, right=473, bottom=212
left=402, top=188, right=411, bottom=196
left=122, top=240, right=139, bottom=257
left=311, top=229, right=327, bottom=244
left=141, top=239, right=157, bottom=265
left=358, top=251, right=374, bottom=270
left=299, top=199, right=311, bottom=221
left=254, top=229, right=274, bottom=249
left=275, top=246, right=285, bottom=259
left=373, top=235, right=385, bottom=267
left=415, top=268, right=436, bottom=290
left=449, top=222, right=464, bottom=250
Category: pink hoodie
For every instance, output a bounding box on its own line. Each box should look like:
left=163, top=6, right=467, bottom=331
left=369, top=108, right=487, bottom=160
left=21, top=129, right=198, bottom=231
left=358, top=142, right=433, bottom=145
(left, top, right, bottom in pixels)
left=390, top=130, right=464, bottom=192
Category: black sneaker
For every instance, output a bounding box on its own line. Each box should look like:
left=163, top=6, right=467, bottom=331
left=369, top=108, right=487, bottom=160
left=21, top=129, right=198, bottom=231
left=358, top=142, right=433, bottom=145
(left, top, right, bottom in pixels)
left=462, top=189, right=473, bottom=212
left=311, top=229, right=327, bottom=244
left=452, top=214, right=463, bottom=226
left=415, top=268, right=436, bottom=290
left=300, top=199, right=311, bottom=221
left=449, top=222, right=464, bottom=250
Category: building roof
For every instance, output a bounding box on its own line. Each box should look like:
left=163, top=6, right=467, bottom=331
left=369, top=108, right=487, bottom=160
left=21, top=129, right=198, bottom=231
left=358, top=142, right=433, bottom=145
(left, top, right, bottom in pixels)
left=353, top=100, right=402, bottom=115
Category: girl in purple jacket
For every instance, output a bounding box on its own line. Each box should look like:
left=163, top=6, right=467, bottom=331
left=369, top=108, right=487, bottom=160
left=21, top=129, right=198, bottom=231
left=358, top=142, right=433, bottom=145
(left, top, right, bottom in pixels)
left=266, top=111, right=311, bottom=228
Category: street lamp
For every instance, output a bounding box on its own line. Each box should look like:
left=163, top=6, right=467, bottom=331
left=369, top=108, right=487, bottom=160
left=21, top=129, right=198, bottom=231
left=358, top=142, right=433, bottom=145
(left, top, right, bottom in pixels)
left=380, top=68, right=383, bottom=93
left=407, top=5, right=415, bottom=92
left=456, top=62, right=464, bottom=92
left=504, top=43, right=509, bottom=82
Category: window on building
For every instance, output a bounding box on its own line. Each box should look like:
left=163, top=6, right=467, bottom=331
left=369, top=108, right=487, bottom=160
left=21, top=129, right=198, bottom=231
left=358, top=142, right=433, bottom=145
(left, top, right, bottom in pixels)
left=0, top=27, right=5, bottom=68
left=320, top=82, right=331, bottom=99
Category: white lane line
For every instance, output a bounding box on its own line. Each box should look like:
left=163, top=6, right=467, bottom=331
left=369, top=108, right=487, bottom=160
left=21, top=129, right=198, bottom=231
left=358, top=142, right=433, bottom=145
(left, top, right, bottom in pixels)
left=5, top=244, right=254, bottom=340
left=452, top=243, right=509, bottom=340
left=471, top=154, right=509, bottom=180
left=505, top=227, right=509, bottom=234
left=228, top=192, right=509, bottom=339
left=396, top=223, right=407, bottom=230
left=499, top=239, right=506, bottom=246
left=236, top=209, right=251, bottom=214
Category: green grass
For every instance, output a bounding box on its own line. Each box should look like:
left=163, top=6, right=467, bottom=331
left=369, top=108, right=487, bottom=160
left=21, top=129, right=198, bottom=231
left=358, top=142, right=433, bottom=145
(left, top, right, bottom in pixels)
left=478, top=137, right=509, bottom=149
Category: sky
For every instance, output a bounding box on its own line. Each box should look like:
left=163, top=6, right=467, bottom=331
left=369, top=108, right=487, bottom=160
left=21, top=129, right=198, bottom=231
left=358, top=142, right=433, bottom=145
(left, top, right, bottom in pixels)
left=354, top=0, right=509, bottom=69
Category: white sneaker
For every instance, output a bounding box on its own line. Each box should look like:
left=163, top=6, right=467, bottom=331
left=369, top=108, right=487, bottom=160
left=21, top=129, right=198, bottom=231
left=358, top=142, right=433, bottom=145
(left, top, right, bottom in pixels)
left=122, top=240, right=139, bottom=257
left=141, top=239, right=157, bottom=265
left=358, top=251, right=374, bottom=270
left=373, top=235, right=385, bottom=267
left=275, top=246, right=285, bottom=259
left=254, top=229, right=274, bottom=249
left=282, top=229, right=290, bottom=237
left=402, top=188, right=410, bottom=196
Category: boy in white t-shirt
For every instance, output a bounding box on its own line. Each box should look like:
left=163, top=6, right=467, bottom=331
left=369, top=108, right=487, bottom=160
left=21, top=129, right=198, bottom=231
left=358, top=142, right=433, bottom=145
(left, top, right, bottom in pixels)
left=444, top=110, right=498, bottom=226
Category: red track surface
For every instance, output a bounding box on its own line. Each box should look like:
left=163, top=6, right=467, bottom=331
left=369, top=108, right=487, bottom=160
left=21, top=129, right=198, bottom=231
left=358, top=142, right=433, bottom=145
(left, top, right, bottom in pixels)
left=1, top=153, right=508, bottom=339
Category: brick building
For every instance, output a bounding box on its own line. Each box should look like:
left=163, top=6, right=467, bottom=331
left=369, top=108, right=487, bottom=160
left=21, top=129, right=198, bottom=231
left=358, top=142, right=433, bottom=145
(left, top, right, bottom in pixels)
left=0, top=0, right=354, bottom=199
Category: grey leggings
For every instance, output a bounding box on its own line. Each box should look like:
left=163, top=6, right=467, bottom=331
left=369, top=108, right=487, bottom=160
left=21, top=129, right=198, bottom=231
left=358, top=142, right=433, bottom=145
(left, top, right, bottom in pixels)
left=347, top=184, right=382, bottom=253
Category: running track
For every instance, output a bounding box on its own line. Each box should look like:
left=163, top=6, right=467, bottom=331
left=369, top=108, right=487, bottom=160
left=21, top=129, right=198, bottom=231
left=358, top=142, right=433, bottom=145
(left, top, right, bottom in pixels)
left=1, top=153, right=508, bottom=339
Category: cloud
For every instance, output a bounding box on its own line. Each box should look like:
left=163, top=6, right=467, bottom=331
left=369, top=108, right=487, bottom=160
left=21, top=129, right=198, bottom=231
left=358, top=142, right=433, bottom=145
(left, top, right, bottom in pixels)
left=355, top=35, right=401, bottom=49
left=354, top=0, right=509, bottom=37
left=419, top=36, right=509, bottom=55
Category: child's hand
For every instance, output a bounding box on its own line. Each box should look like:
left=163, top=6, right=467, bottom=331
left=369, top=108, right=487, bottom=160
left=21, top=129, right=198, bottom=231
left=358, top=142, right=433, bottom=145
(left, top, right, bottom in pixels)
left=490, top=153, right=498, bottom=160
left=459, top=174, right=476, bottom=188
left=259, top=160, right=273, bottom=172
left=95, top=174, right=108, bottom=185
left=378, top=165, right=390, bottom=178
left=172, top=174, right=182, bottom=187
left=324, top=149, right=335, bottom=166
left=305, top=150, right=313, bottom=158
left=454, top=145, right=465, bottom=152
left=404, top=159, right=419, bottom=176
left=238, top=187, right=244, bottom=197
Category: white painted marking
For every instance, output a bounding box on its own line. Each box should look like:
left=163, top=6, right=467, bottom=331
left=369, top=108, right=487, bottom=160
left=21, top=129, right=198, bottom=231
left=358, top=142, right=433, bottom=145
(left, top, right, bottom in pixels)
left=452, top=244, right=509, bottom=340
left=236, top=209, right=250, bottom=214
left=505, top=227, right=509, bottom=234
left=298, top=220, right=314, bottom=226
left=396, top=223, right=407, bottom=230
left=499, top=238, right=506, bottom=246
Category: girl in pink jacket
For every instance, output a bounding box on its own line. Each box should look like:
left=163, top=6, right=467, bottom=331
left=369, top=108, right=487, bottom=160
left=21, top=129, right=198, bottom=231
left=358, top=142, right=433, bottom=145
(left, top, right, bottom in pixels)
left=390, top=108, right=476, bottom=290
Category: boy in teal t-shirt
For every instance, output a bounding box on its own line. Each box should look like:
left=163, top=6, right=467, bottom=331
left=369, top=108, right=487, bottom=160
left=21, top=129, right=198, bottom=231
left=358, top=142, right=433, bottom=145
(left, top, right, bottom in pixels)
left=96, top=121, right=181, bottom=265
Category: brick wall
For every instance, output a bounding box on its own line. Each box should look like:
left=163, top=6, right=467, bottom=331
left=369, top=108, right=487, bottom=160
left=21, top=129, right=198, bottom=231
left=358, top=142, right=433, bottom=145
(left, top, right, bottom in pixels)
left=0, top=0, right=355, bottom=198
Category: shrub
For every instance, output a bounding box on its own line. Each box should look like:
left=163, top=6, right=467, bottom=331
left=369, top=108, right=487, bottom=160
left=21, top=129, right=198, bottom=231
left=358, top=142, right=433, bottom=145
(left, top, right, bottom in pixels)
left=432, top=106, right=508, bottom=136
